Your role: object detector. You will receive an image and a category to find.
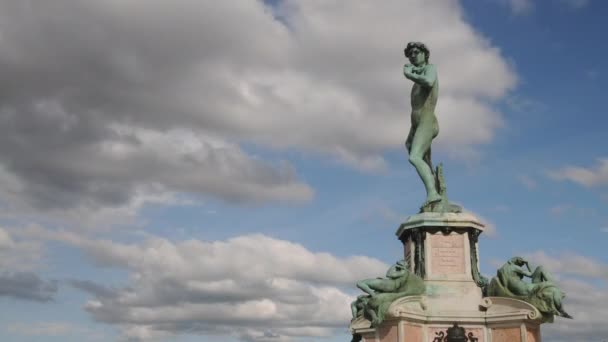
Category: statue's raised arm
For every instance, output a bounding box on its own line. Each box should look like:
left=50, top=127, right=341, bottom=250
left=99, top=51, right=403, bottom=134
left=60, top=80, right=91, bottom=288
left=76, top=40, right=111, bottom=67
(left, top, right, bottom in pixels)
left=403, top=62, right=436, bottom=88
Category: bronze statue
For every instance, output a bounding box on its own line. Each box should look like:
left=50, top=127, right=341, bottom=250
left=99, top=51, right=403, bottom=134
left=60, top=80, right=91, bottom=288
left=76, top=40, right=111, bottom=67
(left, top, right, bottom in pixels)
left=488, top=256, right=572, bottom=322
left=351, top=260, right=425, bottom=327
left=403, top=42, right=460, bottom=213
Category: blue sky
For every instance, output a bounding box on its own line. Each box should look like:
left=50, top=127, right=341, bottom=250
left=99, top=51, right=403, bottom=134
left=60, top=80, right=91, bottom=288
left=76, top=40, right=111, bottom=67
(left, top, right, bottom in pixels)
left=0, top=0, right=606, bottom=341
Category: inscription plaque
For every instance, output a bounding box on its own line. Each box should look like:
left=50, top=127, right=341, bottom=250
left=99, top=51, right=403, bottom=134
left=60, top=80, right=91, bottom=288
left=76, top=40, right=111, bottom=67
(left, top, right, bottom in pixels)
left=430, top=233, right=465, bottom=275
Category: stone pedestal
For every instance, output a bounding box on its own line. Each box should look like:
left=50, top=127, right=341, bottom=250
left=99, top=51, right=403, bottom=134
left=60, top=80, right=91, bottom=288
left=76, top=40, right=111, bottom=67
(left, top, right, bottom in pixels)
left=350, top=212, right=545, bottom=342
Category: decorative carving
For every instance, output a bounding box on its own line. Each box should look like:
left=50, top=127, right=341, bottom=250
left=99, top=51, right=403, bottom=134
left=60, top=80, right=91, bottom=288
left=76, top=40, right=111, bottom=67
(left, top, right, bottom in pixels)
left=387, top=295, right=427, bottom=317
left=468, top=228, right=489, bottom=291
left=528, top=309, right=540, bottom=320
left=420, top=296, right=428, bottom=311
left=480, top=297, right=493, bottom=310
left=411, top=228, right=426, bottom=278
left=432, top=324, right=478, bottom=342
left=432, top=331, right=446, bottom=342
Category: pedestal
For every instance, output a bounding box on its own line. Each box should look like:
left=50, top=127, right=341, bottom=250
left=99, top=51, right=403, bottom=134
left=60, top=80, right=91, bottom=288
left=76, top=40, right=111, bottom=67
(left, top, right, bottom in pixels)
left=350, top=212, right=545, bottom=341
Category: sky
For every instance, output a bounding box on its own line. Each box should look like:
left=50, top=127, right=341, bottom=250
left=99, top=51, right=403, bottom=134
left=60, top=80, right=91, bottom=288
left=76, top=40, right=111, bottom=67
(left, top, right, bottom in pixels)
left=0, top=0, right=606, bottom=341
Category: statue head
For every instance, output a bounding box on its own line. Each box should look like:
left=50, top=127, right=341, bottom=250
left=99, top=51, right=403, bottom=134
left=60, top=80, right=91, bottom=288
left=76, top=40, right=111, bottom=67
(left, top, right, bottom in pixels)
left=404, top=42, right=430, bottom=66
left=395, top=259, right=408, bottom=270
left=510, top=256, right=526, bottom=266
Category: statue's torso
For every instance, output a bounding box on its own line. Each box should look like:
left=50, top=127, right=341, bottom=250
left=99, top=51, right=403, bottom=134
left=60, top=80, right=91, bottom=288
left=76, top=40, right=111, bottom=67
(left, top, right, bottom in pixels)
left=498, top=264, right=532, bottom=296
left=410, top=66, right=438, bottom=126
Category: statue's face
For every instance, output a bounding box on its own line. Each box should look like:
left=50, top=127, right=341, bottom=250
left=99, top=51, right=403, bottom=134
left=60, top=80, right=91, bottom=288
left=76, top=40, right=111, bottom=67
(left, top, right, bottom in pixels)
left=513, top=258, right=525, bottom=266
left=408, top=47, right=426, bottom=66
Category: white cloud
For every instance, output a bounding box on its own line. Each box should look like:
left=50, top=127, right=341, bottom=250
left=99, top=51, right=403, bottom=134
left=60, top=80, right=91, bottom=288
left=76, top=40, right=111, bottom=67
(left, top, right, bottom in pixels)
left=525, top=251, right=608, bottom=279
left=548, top=158, right=608, bottom=187
left=0, top=271, right=57, bottom=302
left=28, top=229, right=388, bottom=341
left=0, top=227, right=43, bottom=271
left=0, top=0, right=516, bottom=221
left=0, top=227, right=58, bottom=302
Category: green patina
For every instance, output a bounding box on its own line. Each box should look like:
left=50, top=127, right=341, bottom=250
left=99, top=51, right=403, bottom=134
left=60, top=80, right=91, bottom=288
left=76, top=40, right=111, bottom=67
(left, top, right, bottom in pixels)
left=468, top=229, right=489, bottom=292
left=351, top=259, right=425, bottom=327
left=487, top=256, right=572, bottom=322
left=403, top=42, right=460, bottom=214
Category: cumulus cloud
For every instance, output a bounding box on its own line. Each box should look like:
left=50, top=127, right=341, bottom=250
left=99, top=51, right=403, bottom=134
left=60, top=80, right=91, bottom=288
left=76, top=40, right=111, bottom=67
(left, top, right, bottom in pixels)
left=526, top=251, right=608, bottom=279
left=0, top=0, right=515, bottom=218
left=0, top=227, right=57, bottom=303
left=35, top=230, right=388, bottom=340
left=548, top=158, right=608, bottom=187
left=0, top=227, right=43, bottom=271
left=0, top=271, right=58, bottom=302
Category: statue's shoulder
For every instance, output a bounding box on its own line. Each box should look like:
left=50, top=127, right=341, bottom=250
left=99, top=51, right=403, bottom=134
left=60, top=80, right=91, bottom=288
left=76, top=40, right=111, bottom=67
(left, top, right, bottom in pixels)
left=422, top=64, right=438, bottom=81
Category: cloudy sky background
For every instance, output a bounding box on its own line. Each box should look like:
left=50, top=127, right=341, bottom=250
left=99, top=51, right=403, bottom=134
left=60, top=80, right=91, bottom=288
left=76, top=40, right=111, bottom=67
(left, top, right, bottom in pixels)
left=0, top=0, right=606, bottom=341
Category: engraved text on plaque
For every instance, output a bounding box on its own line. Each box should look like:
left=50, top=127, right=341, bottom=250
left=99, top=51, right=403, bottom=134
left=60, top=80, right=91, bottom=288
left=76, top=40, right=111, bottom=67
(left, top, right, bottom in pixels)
left=430, top=233, right=465, bottom=275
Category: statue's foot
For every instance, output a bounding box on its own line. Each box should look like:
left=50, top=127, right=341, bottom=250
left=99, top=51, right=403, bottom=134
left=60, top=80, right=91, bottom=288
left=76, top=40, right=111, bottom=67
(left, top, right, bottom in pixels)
left=370, top=317, right=381, bottom=328
left=423, top=193, right=442, bottom=207
left=559, top=309, right=573, bottom=319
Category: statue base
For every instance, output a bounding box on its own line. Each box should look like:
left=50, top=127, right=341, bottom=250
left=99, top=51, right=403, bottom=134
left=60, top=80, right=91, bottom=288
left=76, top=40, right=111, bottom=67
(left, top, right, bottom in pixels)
left=350, top=212, right=546, bottom=341
left=350, top=296, right=543, bottom=342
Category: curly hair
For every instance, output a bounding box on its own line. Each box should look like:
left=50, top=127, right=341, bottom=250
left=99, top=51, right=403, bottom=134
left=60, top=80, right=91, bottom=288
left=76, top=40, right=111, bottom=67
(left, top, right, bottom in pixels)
left=404, top=42, right=430, bottom=63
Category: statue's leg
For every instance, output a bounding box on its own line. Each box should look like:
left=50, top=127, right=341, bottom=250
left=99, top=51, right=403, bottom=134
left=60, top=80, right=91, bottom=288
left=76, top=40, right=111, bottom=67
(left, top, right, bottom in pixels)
left=357, top=279, right=397, bottom=295
left=423, top=147, right=433, bottom=173
left=350, top=300, right=358, bottom=319
left=531, top=266, right=555, bottom=283
left=367, top=308, right=380, bottom=327
left=553, top=291, right=573, bottom=318
left=405, top=125, right=415, bottom=152
left=409, top=121, right=440, bottom=204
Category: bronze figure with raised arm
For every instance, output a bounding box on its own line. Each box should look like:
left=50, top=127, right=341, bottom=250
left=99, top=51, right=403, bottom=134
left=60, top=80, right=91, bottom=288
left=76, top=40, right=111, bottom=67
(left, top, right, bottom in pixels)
left=403, top=42, right=441, bottom=207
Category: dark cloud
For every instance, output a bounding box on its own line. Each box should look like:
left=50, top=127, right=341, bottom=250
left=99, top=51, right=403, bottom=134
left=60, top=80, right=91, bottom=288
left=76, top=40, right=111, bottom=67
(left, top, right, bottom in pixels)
left=0, top=271, right=58, bottom=302
left=69, top=279, right=117, bottom=298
